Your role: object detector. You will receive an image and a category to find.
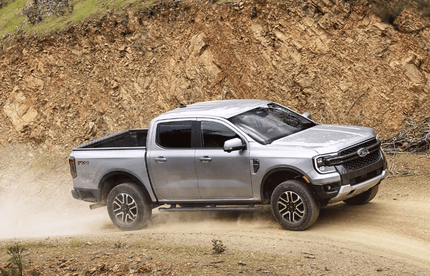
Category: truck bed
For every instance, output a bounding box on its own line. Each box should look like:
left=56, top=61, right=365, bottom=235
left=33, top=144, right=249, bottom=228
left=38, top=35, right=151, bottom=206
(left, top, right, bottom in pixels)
left=75, top=129, right=148, bottom=149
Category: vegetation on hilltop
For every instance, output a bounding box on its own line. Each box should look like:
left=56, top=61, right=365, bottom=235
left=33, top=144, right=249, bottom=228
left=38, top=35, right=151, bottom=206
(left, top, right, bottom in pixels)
left=0, top=0, right=148, bottom=40
left=1, top=0, right=430, bottom=42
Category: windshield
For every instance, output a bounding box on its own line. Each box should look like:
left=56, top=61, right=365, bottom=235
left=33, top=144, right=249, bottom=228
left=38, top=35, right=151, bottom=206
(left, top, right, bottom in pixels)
left=229, top=103, right=316, bottom=144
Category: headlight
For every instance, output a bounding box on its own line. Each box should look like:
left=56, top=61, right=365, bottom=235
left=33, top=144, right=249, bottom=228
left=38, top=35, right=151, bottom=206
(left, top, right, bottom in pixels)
left=313, top=154, right=338, bottom=174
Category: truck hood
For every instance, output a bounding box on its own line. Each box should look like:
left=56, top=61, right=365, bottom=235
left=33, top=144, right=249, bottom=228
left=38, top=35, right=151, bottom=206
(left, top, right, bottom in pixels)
left=270, top=124, right=376, bottom=155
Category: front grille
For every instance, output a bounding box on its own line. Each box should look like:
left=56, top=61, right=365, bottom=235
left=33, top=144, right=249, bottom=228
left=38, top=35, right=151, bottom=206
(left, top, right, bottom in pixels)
left=338, top=138, right=380, bottom=170
left=343, top=150, right=380, bottom=170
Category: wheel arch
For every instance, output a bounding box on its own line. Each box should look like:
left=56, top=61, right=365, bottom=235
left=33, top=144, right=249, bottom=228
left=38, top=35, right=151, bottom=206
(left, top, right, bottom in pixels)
left=98, top=171, right=153, bottom=204
left=260, top=167, right=314, bottom=204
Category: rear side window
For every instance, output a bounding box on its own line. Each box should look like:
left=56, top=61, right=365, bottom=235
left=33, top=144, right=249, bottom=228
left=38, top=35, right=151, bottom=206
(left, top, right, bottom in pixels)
left=157, top=121, right=192, bottom=148
left=201, top=121, right=239, bottom=148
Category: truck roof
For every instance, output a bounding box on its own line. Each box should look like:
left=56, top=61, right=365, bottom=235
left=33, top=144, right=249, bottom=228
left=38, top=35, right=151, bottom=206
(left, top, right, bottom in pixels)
left=155, top=99, right=271, bottom=120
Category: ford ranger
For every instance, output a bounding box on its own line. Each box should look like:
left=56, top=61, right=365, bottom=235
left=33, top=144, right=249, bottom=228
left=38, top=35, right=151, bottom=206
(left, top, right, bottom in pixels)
left=69, top=99, right=387, bottom=231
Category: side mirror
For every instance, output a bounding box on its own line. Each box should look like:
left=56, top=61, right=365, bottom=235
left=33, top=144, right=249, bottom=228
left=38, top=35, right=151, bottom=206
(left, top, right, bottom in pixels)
left=302, top=112, right=312, bottom=120
left=223, top=138, right=246, bottom=153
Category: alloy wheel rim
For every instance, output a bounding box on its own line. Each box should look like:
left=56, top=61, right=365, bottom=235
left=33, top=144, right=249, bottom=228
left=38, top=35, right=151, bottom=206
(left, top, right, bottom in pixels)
left=277, top=191, right=305, bottom=223
left=113, top=193, right=138, bottom=224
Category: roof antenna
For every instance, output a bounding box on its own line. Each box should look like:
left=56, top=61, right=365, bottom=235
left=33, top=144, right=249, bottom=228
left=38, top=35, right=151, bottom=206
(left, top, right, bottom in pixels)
left=174, top=96, right=187, bottom=108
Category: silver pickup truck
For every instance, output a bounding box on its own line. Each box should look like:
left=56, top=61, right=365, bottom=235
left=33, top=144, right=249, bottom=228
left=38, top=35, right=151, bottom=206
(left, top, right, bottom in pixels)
left=69, top=99, right=387, bottom=231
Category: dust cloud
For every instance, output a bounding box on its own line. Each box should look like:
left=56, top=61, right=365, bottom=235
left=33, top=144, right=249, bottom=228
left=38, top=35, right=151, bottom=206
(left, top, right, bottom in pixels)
left=0, top=195, right=110, bottom=239
left=0, top=145, right=112, bottom=240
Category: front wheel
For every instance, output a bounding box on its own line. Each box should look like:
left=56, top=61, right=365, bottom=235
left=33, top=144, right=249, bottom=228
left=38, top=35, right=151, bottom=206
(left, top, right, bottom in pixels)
left=107, top=183, right=152, bottom=231
left=270, top=180, right=320, bottom=231
left=344, top=184, right=379, bottom=206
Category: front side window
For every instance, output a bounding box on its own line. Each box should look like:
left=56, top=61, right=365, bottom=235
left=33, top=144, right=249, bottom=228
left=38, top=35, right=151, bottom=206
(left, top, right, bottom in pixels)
left=229, top=103, right=316, bottom=144
left=157, top=121, right=192, bottom=148
left=201, top=121, right=239, bottom=148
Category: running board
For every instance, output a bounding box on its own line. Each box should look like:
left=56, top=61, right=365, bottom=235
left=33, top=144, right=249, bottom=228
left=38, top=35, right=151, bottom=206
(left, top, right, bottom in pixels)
left=158, top=204, right=263, bottom=212
left=89, top=203, right=106, bottom=210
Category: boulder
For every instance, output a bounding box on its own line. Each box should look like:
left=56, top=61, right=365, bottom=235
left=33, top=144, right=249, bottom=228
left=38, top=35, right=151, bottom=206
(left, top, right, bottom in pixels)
left=3, top=89, right=38, bottom=132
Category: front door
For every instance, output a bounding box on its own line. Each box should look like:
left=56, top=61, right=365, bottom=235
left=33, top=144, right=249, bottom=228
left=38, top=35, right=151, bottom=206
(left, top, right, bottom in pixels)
left=195, top=120, right=253, bottom=199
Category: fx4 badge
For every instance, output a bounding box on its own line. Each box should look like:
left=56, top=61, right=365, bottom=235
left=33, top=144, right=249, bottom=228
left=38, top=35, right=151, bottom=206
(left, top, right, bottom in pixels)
left=77, top=161, right=89, bottom=165
left=357, top=148, right=369, bottom=158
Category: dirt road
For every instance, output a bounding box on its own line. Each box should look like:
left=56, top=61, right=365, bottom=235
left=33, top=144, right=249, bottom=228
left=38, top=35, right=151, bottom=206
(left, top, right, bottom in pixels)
left=0, top=148, right=429, bottom=275
left=135, top=178, right=430, bottom=275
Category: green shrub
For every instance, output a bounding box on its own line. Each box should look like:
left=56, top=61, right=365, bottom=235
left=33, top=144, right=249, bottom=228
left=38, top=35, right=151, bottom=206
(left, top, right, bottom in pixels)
left=0, top=243, right=27, bottom=276
left=70, top=240, right=81, bottom=248
left=212, top=239, right=225, bottom=254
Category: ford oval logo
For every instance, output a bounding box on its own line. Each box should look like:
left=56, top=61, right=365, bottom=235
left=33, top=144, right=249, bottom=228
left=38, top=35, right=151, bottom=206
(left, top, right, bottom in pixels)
left=357, top=148, right=369, bottom=157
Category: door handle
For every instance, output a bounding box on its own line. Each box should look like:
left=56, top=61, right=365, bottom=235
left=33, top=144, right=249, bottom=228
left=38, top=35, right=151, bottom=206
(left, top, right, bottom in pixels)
left=154, top=157, right=167, bottom=163
left=199, top=156, right=212, bottom=163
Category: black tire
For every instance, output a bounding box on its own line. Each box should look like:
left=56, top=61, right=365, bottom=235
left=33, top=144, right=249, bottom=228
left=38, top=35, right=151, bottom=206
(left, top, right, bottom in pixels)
left=107, top=183, right=152, bottom=231
left=270, top=180, right=320, bottom=231
left=344, top=185, right=379, bottom=206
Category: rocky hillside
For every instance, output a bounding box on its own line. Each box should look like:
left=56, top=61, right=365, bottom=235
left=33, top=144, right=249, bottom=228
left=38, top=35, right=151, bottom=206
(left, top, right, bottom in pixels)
left=1, top=0, right=429, bottom=153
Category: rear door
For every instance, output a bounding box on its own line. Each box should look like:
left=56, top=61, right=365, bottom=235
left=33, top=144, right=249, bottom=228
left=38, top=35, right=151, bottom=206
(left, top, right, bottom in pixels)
left=147, top=120, right=200, bottom=200
left=195, top=120, right=253, bottom=199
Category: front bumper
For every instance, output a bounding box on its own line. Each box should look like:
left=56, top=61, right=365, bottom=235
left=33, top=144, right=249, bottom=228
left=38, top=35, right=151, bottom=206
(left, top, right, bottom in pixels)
left=311, top=150, right=387, bottom=202
left=327, top=168, right=387, bottom=204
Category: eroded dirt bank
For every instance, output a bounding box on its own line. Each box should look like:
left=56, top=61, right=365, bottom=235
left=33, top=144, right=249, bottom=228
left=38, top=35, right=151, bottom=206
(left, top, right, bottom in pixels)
left=1, top=0, right=430, bottom=152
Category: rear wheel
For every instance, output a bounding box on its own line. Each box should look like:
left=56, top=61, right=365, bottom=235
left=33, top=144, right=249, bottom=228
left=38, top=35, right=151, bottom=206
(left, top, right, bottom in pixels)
left=270, top=180, right=320, bottom=231
left=344, top=185, right=379, bottom=206
left=107, top=183, right=152, bottom=231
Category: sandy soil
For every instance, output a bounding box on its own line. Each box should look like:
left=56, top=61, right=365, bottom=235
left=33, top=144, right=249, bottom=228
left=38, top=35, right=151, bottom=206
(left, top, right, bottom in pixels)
left=0, top=146, right=429, bottom=275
